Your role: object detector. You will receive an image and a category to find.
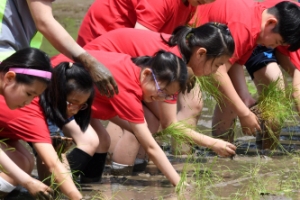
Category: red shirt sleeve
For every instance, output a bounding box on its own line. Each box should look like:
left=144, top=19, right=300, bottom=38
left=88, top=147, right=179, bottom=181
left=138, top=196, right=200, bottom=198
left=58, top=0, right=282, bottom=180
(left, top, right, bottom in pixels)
left=0, top=98, right=51, bottom=143
left=109, top=91, right=145, bottom=123
left=277, top=46, right=300, bottom=70
left=289, top=50, right=300, bottom=71
left=136, top=0, right=173, bottom=31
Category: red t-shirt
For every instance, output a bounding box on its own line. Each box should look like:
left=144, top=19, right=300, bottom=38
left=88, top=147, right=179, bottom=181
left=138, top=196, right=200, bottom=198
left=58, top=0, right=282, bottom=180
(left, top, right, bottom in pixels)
left=83, top=28, right=180, bottom=104
left=0, top=97, right=51, bottom=143
left=189, top=0, right=265, bottom=65
left=51, top=51, right=145, bottom=123
left=83, top=28, right=181, bottom=57
left=77, top=0, right=195, bottom=47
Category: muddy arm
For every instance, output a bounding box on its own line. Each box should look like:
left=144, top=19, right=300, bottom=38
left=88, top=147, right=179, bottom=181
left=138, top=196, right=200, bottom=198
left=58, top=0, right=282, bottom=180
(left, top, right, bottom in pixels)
left=33, top=143, right=83, bottom=199
left=27, top=0, right=118, bottom=97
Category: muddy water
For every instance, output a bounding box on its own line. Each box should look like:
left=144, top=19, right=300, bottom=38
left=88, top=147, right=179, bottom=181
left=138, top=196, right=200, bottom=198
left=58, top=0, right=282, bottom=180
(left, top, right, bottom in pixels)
left=5, top=0, right=300, bottom=199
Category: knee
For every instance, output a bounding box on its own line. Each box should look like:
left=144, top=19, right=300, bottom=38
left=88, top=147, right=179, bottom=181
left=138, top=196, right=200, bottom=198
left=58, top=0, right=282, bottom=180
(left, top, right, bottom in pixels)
left=13, top=152, right=34, bottom=174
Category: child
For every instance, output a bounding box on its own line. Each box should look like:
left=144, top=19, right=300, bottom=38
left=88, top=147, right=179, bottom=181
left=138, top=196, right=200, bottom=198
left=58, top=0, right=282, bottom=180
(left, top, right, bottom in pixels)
left=81, top=23, right=236, bottom=177
left=77, top=0, right=215, bottom=46
left=0, top=60, right=94, bottom=199
left=0, top=48, right=53, bottom=198
left=0, top=0, right=118, bottom=97
left=52, top=49, right=236, bottom=186
left=188, top=0, right=300, bottom=139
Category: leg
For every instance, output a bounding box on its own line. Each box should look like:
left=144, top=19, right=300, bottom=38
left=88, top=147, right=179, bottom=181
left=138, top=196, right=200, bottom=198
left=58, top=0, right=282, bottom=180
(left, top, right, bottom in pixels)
left=62, top=120, right=99, bottom=178
left=79, top=119, right=110, bottom=183
left=109, top=105, right=160, bottom=175
left=0, top=141, right=34, bottom=195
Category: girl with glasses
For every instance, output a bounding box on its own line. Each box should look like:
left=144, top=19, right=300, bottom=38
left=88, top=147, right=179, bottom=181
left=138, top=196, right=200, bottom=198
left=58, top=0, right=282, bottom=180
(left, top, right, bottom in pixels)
left=51, top=50, right=188, bottom=187
left=80, top=23, right=236, bottom=181
left=0, top=60, right=94, bottom=199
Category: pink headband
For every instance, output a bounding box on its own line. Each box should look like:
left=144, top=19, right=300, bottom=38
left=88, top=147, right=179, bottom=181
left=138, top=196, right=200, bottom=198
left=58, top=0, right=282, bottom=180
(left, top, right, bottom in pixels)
left=9, top=68, right=52, bottom=79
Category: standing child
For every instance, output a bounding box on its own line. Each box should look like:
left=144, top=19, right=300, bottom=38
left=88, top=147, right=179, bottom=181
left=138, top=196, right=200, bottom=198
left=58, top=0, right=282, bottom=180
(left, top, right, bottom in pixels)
left=0, top=58, right=94, bottom=199
left=0, top=48, right=53, bottom=198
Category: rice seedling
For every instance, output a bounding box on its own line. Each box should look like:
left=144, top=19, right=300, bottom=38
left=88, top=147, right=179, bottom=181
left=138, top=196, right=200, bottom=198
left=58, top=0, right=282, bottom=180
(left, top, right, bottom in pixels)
left=252, top=79, right=297, bottom=151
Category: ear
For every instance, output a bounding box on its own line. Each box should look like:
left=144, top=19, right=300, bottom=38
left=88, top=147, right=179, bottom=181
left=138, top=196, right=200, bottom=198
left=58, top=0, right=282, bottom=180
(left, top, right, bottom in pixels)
left=265, top=18, right=278, bottom=30
left=140, top=68, right=152, bottom=82
left=3, top=71, right=16, bottom=86
left=196, top=47, right=207, bottom=57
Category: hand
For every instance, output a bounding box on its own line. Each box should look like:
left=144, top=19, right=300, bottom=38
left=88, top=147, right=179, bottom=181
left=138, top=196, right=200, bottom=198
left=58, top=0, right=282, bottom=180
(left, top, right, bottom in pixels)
left=51, top=136, right=73, bottom=153
left=24, top=179, right=54, bottom=200
left=74, top=52, right=119, bottom=97
left=185, top=67, right=196, bottom=93
left=210, top=139, right=236, bottom=157
left=239, top=111, right=261, bottom=136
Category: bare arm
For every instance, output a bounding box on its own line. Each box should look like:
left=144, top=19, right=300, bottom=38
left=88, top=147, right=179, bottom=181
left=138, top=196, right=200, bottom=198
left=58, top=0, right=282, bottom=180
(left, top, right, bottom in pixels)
left=134, top=22, right=151, bottom=30
left=213, top=62, right=260, bottom=135
left=0, top=149, right=53, bottom=198
left=158, top=102, right=236, bottom=156
left=27, top=0, right=118, bottom=97
left=129, top=122, right=180, bottom=186
left=33, top=143, right=82, bottom=199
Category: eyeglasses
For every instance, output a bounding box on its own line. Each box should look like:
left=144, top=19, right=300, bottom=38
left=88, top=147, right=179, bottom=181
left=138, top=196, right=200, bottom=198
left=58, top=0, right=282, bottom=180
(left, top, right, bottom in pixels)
left=66, top=101, right=88, bottom=110
left=151, top=71, right=177, bottom=101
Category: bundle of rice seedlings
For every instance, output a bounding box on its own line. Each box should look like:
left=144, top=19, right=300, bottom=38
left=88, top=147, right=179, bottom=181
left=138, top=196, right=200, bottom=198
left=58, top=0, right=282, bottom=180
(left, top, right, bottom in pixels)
left=251, top=80, right=296, bottom=150
left=195, top=75, right=222, bottom=112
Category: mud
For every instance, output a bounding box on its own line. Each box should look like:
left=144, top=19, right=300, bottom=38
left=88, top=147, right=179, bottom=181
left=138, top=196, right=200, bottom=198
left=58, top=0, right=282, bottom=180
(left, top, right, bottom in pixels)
left=5, top=0, right=300, bottom=199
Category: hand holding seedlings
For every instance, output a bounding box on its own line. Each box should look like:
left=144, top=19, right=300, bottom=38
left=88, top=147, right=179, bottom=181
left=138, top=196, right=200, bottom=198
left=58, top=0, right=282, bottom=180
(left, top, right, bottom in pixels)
left=24, top=179, right=54, bottom=200
left=211, top=139, right=236, bottom=157
left=239, top=111, right=261, bottom=136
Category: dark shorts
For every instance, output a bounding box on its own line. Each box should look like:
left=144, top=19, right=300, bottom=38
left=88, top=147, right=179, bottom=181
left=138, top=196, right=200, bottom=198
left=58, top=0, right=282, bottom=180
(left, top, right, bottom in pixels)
left=244, top=46, right=277, bottom=79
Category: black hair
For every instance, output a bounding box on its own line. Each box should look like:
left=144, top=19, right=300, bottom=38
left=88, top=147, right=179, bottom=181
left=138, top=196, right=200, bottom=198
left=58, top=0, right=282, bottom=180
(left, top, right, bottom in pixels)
left=0, top=48, right=52, bottom=85
left=132, top=50, right=187, bottom=93
left=267, top=1, right=300, bottom=51
left=40, top=62, right=94, bottom=132
left=161, top=22, right=235, bottom=63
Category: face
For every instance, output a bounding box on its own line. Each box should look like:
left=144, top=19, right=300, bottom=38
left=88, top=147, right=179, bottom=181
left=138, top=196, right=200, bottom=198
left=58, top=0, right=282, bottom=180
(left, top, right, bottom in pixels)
left=187, top=0, right=215, bottom=6
left=258, top=18, right=286, bottom=49
left=259, top=32, right=285, bottom=49
left=140, top=69, right=180, bottom=103
left=2, top=73, right=47, bottom=109
left=66, top=90, right=91, bottom=118
left=188, top=48, right=229, bottom=76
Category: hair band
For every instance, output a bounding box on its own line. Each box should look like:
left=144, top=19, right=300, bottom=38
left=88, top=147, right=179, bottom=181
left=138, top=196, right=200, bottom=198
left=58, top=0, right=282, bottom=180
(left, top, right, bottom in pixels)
left=9, top=68, right=52, bottom=79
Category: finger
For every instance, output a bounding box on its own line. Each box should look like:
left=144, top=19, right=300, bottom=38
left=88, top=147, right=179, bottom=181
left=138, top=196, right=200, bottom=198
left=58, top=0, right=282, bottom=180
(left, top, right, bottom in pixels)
left=95, top=82, right=109, bottom=97
left=36, top=192, right=47, bottom=200
left=106, top=82, right=115, bottom=98
left=252, top=129, right=257, bottom=137
left=110, top=78, right=119, bottom=94
left=227, top=147, right=236, bottom=156
left=229, top=143, right=237, bottom=151
left=46, top=188, right=54, bottom=198
left=40, top=190, right=54, bottom=200
left=242, top=127, right=251, bottom=136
